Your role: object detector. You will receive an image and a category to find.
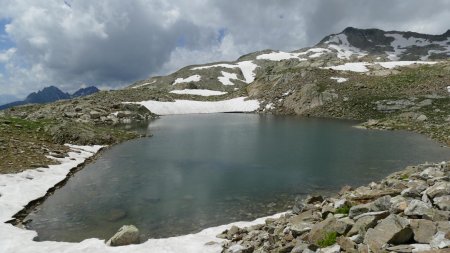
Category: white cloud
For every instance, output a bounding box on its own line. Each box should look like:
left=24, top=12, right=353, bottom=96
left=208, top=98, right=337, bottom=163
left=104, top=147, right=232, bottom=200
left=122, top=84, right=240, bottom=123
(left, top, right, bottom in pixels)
left=0, top=48, right=16, bottom=63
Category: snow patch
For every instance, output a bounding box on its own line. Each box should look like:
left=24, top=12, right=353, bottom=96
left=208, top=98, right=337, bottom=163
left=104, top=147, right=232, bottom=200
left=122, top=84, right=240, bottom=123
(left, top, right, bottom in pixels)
left=0, top=144, right=104, bottom=223
left=256, top=48, right=331, bottom=61
left=376, top=61, right=437, bottom=69
left=324, top=62, right=370, bottom=72
left=265, top=103, right=274, bottom=110
left=385, top=33, right=431, bottom=60
left=134, top=97, right=260, bottom=115
left=237, top=61, right=258, bottom=83
left=256, top=51, right=306, bottom=61
left=324, top=61, right=437, bottom=73
left=218, top=71, right=239, bottom=85
left=330, top=77, right=348, bottom=83
left=447, top=86, right=450, bottom=93
left=132, top=80, right=156, bottom=89
left=326, top=34, right=368, bottom=59
left=173, top=75, right=201, bottom=85
left=169, top=89, right=227, bottom=96
left=191, top=64, right=237, bottom=70
left=191, top=61, right=257, bottom=84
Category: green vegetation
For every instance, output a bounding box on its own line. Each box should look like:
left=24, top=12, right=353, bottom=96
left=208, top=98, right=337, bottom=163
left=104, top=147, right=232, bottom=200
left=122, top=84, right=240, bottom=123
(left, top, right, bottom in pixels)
left=317, top=232, right=338, bottom=248
left=335, top=204, right=351, bottom=215
left=400, top=174, right=409, bottom=180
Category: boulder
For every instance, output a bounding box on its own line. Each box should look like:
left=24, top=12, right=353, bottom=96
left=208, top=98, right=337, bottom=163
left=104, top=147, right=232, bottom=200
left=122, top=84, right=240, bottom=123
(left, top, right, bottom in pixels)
left=430, top=231, right=450, bottom=249
left=434, top=195, right=450, bottom=211
left=349, top=203, right=372, bottom=218
left=106, top=225, right=140, bottom=246
left=390, top=195, right=409, bottom=213
left=308, top=217, right=351, bottom=244
left=372, top=196, right=392, bottom=211
left=89, top=110, right=101, bottom=119
left=347, top=215, right=379, bottom=237
left=416, top=114, right=428, bottom=122
left=410, top=219, right=437, bottom=243
left=336, top=236, right=357, bottom=252
left=426, top=182, right=450, bottom=198
left=404, top=199, right=433, bottom=217
left=364, top=215, right=413, bottom=251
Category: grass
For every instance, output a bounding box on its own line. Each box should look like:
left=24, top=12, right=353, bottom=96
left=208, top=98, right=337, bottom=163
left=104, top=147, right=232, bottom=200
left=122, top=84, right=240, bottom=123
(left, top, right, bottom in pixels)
left=317, top=232, right=338, bottom=248
left=335, top=204, right=351, bottom=215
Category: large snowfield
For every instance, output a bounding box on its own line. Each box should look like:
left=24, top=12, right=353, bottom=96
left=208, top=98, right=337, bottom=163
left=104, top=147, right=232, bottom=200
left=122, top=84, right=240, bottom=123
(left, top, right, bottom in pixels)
left=135, top=97, right=260, bottom=115
left=0, top=143, right=284, bottom=253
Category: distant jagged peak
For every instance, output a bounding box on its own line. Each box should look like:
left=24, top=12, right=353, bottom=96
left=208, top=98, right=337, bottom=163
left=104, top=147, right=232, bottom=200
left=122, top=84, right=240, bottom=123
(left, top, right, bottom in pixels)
left=317, top=27, right=450, bottom=60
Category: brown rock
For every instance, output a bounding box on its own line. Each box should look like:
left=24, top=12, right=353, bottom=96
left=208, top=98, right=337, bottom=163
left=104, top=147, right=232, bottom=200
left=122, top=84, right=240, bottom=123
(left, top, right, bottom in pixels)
left=364, top=215, right=413, bottom=252
left=410, top=219, right=437, bottom=243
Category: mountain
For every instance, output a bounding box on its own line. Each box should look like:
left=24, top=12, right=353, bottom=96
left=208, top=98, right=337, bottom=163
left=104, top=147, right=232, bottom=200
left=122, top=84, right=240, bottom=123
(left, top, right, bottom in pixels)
left=0, top=86, right=99, bottom=110
left=25, top=86, right=71, bottom=104
left=71, top=86, right=100, bottom=98
left=128, top=27, right=450, bottom=92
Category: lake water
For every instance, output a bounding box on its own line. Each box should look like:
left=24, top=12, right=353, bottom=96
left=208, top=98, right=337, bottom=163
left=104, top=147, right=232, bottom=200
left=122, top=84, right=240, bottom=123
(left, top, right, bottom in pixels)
left=25, top=114, right=450, bottom=242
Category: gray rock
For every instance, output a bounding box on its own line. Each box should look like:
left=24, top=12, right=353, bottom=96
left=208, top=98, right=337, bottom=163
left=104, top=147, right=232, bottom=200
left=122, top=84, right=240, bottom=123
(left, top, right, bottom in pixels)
left=290, top=222, right=313, bottom=236
left=404, top=200, right=433, bottom=217
left=353, top=210, right=390, bottom=221
left=347, top=215, right=379, bottom=237
left=410, top=219, right=437, bottom=243
left=308, top=217, right=338, bottom=244
left=336, top=236, right=357, bottom=252
left=317, top=244, right=340, bottom=253
left=423, top=209, right=450, bottom=221
left=372, top=196, right=392, bottom=211
left=416, top=114, right=428, bottom=122
left=89, top=110, right=102, bottom=119
left=349, top=203, right=372, bottom=218
left=386, top=244, right=415, bottom=252
left=106, top=225, right=140, bottom=246
left=364, top=214, right=413, bottom=251
left=390, top=195, right=410, bottom=214
left=426, top=182, right=450, bottom=198
left=430, top=231, right=450, bottom=249
left=434, top=195, right=450, bottom=211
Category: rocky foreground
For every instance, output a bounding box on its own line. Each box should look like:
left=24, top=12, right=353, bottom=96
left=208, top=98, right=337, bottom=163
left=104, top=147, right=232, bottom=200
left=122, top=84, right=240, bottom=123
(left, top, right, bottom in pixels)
left=219, top=162, right=450, bottom=253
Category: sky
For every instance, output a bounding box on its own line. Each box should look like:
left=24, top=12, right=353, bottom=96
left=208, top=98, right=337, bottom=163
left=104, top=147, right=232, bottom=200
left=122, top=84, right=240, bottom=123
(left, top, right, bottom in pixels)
left=0, top=0, right=449, bottom=102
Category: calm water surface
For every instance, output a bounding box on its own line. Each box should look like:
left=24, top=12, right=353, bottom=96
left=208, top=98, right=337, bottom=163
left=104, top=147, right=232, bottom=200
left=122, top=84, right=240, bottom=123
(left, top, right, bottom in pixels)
left=26, top=114, right=450, bottom=242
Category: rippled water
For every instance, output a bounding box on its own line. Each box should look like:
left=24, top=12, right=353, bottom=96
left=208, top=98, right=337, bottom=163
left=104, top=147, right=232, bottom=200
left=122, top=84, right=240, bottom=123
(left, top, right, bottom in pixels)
left=26, top=114, right=450, bottom=242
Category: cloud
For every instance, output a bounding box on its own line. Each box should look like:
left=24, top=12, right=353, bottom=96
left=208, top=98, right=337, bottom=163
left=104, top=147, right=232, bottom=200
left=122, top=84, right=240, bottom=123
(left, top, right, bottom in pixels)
left=0, top=0, right=448, bottom=98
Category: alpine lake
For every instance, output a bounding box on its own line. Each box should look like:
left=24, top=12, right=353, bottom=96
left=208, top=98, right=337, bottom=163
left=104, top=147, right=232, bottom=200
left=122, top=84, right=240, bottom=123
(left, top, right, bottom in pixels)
left=24, top=114, right=450, bottom=242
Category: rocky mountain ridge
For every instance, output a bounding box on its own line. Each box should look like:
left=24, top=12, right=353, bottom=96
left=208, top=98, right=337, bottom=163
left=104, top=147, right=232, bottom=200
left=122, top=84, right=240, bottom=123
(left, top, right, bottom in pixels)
left=128, top=27, right=450, bottom=93
left=0, top=86, right=99, bottom=110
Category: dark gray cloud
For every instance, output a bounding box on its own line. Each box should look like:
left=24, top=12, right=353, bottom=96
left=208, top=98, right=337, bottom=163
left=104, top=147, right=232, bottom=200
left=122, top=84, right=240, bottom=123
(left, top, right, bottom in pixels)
left=0, top=0, right=448, bottom=97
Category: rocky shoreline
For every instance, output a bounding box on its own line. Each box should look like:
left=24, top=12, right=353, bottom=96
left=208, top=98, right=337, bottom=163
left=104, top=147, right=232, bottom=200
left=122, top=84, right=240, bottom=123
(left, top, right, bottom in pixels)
left=219, top=162, right=450, bottom=253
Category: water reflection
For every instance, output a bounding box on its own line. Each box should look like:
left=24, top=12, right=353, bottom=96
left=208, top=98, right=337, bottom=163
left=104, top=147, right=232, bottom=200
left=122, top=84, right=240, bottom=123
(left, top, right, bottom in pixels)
left=26, top=114, right=450, bottom=242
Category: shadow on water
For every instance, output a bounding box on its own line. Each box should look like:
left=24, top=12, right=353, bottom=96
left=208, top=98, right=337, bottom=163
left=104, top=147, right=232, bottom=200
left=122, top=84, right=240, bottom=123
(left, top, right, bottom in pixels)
left=25, top=114, right=450, bottom=242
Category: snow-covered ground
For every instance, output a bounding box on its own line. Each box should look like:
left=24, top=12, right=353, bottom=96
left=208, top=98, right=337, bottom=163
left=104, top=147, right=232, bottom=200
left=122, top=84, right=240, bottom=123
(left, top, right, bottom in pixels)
left=169, top=89, right=227, bottom=96
left=134, top=97, right=260, bottom=115
left=0, top=142, right=284, bottom=253
left=132, top=80, right=156, bottom=89
left=256, top=51, right=306, bottom=61
left=330, top=77, right=348, bottom=83
left=255, top=48, right=331, bottom=61
left=191, top=61, right=257, bottom=84
left=325, top=33, right=368, bottom=59
left=324, top=61, right=437, bottom=73
left=324, top=62, right=370, bottom=72
left=218, top=71, right=239, bottom=85
left=173, top=75, right=201, bottom=85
